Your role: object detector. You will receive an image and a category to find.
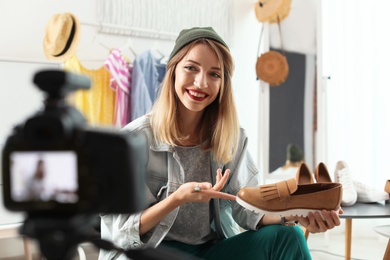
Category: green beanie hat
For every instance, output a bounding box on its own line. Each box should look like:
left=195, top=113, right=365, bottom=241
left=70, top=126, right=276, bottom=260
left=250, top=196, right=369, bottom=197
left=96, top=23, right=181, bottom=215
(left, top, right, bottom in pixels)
left=168, top=27, right=229, bottom=61
left=287, top=143, right=304, bottom=162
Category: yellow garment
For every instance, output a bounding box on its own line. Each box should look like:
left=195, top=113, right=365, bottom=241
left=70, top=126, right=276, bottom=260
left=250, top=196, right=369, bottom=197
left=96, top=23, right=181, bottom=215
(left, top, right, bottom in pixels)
left=64, top=55, right=115, bottom=126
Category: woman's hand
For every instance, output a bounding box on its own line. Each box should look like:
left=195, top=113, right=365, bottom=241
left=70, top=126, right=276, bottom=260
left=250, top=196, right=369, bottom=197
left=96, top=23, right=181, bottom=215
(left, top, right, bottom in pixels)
left=140, top=168, right=234, bottom=235
left=172, top=168, right=236, bottom=205
left=293, top=208, right=343, bottom=233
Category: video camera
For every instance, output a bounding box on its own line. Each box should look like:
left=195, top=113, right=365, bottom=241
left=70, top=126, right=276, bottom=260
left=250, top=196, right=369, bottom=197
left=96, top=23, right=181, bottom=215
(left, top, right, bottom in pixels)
left=1, top=70, right=148, bottom=259
left=2, top=70, right=146, bottom=215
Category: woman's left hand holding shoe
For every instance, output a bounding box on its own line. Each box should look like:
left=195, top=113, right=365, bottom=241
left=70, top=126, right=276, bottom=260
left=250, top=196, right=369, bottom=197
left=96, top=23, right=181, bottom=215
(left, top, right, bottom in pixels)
left=295, top=208, right=343, bottom=233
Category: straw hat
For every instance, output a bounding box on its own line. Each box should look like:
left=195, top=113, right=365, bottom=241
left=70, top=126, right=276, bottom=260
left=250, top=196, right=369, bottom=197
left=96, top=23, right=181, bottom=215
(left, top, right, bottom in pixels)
left=43, top=13, right=80, bottom=61
left=268, top=0, right=291, bottom=23
left=254, top=0, right=291, bottom=24
left=256, top=50, right=289, bottom=86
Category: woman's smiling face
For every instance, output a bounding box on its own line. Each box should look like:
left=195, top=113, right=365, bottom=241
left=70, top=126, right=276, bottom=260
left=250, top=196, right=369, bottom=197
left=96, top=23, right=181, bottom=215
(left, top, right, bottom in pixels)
left=174, top=43, right=222, bottom=114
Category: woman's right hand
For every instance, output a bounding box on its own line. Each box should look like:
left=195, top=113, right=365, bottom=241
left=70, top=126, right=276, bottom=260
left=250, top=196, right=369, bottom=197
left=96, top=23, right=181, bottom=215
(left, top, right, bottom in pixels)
left=140, top=168, right=234, bottom=235
left=172, top=168, right=236, bottom=204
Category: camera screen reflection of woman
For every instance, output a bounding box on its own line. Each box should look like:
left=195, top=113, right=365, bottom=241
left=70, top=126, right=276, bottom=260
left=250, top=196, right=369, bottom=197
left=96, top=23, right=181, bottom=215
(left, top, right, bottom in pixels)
left=25, top=158, right=46, bottom=201
left=99, top=27, right=341, bottom=260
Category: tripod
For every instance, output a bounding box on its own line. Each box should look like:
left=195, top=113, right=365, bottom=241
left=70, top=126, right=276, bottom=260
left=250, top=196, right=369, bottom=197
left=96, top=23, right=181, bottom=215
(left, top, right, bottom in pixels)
left=20, top=214, right=196, bottom=260
left=20, top=214, right=99, bottom=260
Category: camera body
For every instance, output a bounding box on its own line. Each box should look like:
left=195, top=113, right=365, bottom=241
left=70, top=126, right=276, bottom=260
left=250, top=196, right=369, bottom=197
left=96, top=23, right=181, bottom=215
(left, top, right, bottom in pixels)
left=2, top=70, right=146, bottom=215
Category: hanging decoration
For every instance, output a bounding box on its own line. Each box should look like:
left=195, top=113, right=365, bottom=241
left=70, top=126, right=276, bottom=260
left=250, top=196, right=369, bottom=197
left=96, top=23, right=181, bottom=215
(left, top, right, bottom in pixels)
left=255, top=16, right=289, bottom=87
left=43, top=13, right=81, bottom=61
left=254, top=0, right=292, bottom=24
left=256, top=50, right=288, bottom=87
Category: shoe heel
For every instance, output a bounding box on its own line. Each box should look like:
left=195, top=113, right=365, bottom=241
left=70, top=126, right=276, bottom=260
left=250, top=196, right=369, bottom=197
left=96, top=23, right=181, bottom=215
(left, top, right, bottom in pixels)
left=296, top=163, right=314, bottom=184
left=315, top=162, right=332, bottom=183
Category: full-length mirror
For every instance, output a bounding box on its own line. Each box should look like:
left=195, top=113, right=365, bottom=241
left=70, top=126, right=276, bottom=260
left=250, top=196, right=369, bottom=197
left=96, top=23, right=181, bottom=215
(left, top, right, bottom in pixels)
left=262, top=0, right=317, bottom=183
left=268, top=50, right=315, bottom=181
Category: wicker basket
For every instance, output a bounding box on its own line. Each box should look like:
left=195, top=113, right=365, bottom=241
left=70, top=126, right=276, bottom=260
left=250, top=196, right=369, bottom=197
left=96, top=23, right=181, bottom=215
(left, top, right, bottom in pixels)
left=256, top=50, right=289, bottom=86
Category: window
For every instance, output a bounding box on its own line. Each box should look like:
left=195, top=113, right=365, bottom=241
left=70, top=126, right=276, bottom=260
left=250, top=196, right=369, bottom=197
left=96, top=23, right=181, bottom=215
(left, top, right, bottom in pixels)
left=321, top=0, right=390, bottom=188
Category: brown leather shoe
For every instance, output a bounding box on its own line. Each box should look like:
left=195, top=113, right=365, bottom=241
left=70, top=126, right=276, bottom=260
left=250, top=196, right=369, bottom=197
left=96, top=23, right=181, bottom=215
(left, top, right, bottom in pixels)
left=296, top=163, right=314, bottom=184
left=315, top=162, right=332, bottom=183
left=236, top=178, right=342, bottom=217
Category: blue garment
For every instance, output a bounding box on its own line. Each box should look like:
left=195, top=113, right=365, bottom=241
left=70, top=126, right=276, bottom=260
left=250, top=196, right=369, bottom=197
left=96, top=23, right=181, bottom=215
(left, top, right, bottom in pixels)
left=130, top=51, right=166, bottom=121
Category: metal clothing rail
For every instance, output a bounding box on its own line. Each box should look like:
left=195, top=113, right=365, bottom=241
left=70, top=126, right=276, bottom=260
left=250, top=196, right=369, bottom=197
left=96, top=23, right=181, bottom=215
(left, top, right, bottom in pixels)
left=81, top=22, right=178, bottom=41
left=0, top=57, right=60, bottom=64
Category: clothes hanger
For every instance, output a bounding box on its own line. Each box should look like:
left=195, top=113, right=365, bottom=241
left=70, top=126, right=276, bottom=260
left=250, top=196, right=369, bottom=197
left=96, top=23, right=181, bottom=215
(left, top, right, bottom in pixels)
left=151, top=41, right=168, bottom=64
left=119, top=39, right=137, bottom=63
left=75, top=22, right=109, bottom=63
left=151, top=40, right=163, bottom=58
left=128, top=45, right=137, bottom=57
left=79, top=22, right=103, bottom=52
left=155, top=48, right=164, bottom=57
left=99, top=42, right=112, bottom=52
left=99, top=42, right=132, bottom=64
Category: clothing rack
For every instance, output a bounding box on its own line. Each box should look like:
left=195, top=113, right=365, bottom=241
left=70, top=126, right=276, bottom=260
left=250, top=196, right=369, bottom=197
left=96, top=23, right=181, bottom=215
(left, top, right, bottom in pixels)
left=0, top=57, right=61, bottom=64
left=81, top=22, right=178, bottom=41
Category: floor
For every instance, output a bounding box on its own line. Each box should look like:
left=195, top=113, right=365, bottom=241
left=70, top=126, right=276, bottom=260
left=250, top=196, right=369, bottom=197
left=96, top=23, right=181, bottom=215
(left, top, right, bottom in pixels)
left=307, top=218, right=389, bottom=260
left=0, top=218, right=388, bottom=260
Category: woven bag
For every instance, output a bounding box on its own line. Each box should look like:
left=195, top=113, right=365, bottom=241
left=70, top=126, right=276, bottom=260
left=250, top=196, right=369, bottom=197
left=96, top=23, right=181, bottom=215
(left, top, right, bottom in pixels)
left=256, top=50, right=289, bottom=86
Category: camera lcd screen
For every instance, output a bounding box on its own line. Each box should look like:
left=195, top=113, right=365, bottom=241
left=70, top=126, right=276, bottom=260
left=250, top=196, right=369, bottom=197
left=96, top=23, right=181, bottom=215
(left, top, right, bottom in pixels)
left=10, top=151, right=78, bottom=204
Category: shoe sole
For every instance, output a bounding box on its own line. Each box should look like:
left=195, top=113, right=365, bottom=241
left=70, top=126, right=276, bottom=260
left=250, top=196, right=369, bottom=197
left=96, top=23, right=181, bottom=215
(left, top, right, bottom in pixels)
left=236, top=196, right=331, bottom=219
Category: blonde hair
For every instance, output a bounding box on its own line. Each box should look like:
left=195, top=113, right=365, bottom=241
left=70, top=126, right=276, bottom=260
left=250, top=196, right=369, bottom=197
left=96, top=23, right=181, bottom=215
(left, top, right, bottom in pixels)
left=150, top=39, right=239, bottom=164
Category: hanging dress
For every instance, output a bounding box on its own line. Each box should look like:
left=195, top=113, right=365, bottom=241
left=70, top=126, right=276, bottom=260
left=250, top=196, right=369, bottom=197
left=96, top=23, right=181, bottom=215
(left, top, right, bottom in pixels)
left=130, top=50, right=166, bottom=121
left=104, top=48, right=132, bottom=127
left=64, top=55, right=115, bottom=126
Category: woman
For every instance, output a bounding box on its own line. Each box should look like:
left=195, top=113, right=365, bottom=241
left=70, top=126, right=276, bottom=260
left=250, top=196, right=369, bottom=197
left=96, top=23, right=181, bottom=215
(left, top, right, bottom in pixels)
left=99, top=27, right=341, bottom=260
left=268, top=143, right=305, bottom=183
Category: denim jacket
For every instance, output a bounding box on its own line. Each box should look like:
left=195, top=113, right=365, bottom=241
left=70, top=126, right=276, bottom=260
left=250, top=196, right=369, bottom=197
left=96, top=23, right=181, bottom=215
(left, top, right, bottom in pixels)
left=99, top=116, right=262, bottom=260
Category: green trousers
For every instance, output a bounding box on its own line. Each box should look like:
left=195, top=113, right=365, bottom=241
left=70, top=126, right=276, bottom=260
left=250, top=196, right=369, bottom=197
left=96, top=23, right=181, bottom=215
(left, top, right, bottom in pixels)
left=160, top=225, right=312, bottom=260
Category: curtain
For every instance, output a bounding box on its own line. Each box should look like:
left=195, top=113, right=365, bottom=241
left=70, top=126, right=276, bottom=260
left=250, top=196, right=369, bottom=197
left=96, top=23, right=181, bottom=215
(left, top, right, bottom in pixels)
left=97, top=0, right=232, bottom=43
left=322, top=0, right=390, bottom=189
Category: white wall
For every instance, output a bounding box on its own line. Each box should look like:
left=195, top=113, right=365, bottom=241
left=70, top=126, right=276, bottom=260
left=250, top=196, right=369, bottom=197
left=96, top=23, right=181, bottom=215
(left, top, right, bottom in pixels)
left=0, top=0, right=261, bottom=157
left=0, top=0, right=262, bottom=257
left=0, top=0, right=96, bottom=62
left=230, top=0, right=263, bottom=170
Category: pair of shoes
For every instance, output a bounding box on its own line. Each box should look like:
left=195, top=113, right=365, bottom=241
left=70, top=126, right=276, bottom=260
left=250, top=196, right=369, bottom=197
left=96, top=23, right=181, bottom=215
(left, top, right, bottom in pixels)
left=334, top=160, right=389, bottom=204
left=353, top=181, right=389, bottom=203
left=296, top=162, right=332, bottom=184
left=236, top=177, right=342, bottom=218
left=334, top=161, right=358, bottom=206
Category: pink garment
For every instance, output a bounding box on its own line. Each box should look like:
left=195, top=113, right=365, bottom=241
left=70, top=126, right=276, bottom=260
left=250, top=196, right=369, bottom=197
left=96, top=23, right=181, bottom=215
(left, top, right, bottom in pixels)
left=104, top=48, right=132, bottom=127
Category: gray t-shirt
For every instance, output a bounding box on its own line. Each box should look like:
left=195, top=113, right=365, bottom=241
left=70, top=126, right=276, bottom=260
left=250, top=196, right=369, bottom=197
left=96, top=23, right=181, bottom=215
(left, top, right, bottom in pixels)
left=164, top=146, right=217, bottom=244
